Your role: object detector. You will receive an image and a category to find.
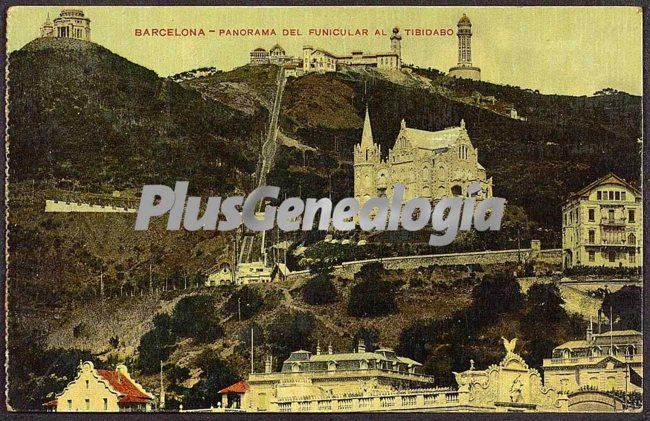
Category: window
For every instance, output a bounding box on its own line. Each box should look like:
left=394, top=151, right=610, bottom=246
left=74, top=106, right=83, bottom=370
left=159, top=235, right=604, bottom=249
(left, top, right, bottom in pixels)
left=629, top=250, right=636, bottom=263
left=628, top=233, right=636, bottom=245
left=85, top=380, right=89, bottom=389
left=103, top=398, right=108, bottom=411
left=615, top=191, right=620, bottom=200
left=588, top=209, right=595, bottom=221
left=451, top=185, right=463, bottom=196
left=85, top=399, right=90, bottom=410
left=608, top=209, right=615, bottom=221
left=609, top=251, right=616, bottom=263
left=589, top=251, right=595, bottom=262
left=597, top=191, right=602, bottom=200
left=67, top=400, right=72, bottom=411
left=628, top=209, right=635, bottom=223
left=588, top=230, right=595, bottom=244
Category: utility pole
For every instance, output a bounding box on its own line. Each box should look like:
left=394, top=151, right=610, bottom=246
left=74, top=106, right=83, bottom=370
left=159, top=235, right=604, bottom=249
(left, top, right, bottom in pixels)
left=250, top=327, right=254, bottom=374
left=159, top=360, right=165, bottom=410
left=329, top=173, right=332, bottom=200
left=610, top=306, right=614, bottom=355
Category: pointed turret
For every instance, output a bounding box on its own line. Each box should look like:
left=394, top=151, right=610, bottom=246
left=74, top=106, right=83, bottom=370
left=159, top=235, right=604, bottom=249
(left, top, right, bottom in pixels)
left=360, top=107, right=374, bottom=147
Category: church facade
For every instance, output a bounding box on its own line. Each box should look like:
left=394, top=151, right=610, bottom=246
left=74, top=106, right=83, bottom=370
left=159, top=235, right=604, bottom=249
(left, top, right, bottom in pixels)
left=353, top=109, right=493, bottom=207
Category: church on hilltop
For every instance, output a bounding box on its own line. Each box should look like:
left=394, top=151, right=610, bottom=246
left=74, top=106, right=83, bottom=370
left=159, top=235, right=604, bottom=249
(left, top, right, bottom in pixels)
left=40, top=9, right=91, bottom=41
left=354, top=109, right=492, bottom=207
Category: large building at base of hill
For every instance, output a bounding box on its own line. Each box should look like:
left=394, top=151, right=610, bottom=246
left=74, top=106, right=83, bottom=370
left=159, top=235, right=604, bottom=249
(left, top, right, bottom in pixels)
left=353, top=108, right=493, bottom=208
left=43, top=362, right=155, bottom=412
left=219, top=338, right=569, bottom=412
left=542, top=323, right=642, bottom=394
left=562, top=173, right=642, bottom=269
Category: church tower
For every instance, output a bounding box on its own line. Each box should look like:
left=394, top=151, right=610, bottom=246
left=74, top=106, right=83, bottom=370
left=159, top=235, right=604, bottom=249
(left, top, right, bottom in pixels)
left=390, top=27, right=402, bottom=66
left=354, top=108, right=381, bottom=205
left=448, top=14, right=481, bottom=81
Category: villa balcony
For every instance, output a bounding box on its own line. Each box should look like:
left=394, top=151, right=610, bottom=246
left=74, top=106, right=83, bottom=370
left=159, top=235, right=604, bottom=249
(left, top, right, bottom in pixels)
left=600, top=217, right=627, bottom=226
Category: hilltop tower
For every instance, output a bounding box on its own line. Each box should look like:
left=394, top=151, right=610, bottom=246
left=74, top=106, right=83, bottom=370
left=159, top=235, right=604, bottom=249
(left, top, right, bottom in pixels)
left=354, top=108, right=382, bottom=207
left=390, top=27, right=402, bottom=67
left=448, top=14, right=481, bottom=81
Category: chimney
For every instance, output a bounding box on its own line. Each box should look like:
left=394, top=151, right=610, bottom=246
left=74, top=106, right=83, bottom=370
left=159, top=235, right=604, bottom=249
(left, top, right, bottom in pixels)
left=316, top=342, right=321, bottom=355
left=328, top=343, right=333, bottom=355
left=264, top=355, right=272, bottom=374
left=358, top=338, right=366, bottom=353
left=586, top=317, right=593, bottom=342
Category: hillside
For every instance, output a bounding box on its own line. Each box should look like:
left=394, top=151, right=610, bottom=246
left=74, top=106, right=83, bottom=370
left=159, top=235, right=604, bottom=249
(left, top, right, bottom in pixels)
left=184, top=63, right=641, bottom=240
left=6, top=40, right=640, bottom=410
left=8, top=38, right=257, bottom=193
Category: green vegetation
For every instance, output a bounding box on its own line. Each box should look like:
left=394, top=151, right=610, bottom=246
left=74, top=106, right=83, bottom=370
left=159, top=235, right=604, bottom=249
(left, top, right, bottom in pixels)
left=397, top=274, right=584, bottom=386
left=171, top=295, right=223, bottom=342
left=601, top=285, right=642, bottom=331
left=302, top=265, right=337, bottom=305
left=224, top=286, right=264, bottom=320
left=137, top=314, right=176, bottom=374
left=347, top=262, right=397, bottom=317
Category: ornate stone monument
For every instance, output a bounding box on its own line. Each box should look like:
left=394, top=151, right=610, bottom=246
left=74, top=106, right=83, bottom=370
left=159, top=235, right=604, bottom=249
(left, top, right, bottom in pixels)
left=454, top=338, right=569, bottom=412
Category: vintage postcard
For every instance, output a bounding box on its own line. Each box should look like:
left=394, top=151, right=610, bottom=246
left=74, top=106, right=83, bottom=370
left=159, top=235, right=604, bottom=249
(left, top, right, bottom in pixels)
left=3, top=5, right=644, bottom=414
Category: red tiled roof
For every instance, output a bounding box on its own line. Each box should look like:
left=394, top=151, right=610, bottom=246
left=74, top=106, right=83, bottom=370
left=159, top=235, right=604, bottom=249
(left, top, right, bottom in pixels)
left=96, top=369, right=152, bottom=403
left=219, top=380, right=249, bottom=394
left=43, top=399, right=58, bottom=407
left=118, top=396, right=151, bottom=404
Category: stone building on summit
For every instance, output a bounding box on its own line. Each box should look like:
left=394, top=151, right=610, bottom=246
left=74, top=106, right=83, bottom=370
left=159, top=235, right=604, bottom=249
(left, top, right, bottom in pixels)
left=353, top=108, right=493, bottom=208
left=40, top=9, right=91, bottom=41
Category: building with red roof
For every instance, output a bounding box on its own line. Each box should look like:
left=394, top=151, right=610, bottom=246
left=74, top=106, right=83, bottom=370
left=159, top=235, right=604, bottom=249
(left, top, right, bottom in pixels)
left=43, top=361, right=155, bottom=412
left=219, top=380, right=249, bottom=409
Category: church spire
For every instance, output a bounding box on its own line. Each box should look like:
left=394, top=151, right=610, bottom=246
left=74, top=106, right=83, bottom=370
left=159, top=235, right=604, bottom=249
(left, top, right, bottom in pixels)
left=361, top=107, right=374, bottom=147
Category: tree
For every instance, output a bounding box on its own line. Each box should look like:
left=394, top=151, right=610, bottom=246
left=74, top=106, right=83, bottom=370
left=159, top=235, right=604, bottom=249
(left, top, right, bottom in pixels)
left=601, top=286, right=641, bottom=330
left=137, top=314, right=176, bottom=374
left=224, top=286, right=263, bottom=320
left=347, top=278, right=396, bottom=317
left=470, top=272, right=523, bottom=318
left=171, top=295, right=223, bottom=342
left=524, top=282, right=566, bottom=325
left=302, top=273, right=337, bottom=305
left=267, top=311, right=316, bottom=363
left=352, top=327, right=380, bottom=352
left=181, top=352, right=238, bottom=409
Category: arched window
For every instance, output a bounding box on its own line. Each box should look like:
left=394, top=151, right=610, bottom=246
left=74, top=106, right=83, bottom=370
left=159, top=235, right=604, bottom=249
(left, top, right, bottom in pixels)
left=628, top=233, right=636, bottom=245
left=451, top=185, right=463, bottom=196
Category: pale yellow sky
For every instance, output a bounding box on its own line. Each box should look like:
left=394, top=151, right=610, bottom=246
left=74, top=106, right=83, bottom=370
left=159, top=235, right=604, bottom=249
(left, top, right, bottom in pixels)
left=7, top=6, right=643, bottom=96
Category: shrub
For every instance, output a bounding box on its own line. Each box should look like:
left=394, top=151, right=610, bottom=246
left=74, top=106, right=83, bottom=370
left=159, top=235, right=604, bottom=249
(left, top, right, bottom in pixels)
left=171, top=295, right=223, bottom=342
left=224, top=286, right=264, bottom=320
left=137, top=314, right=176, bottom=374
left=347, top=279, right=396, bottom=317
left=302, top=274, right=337, bottom=305
left=601, top=285, right=641, bottom=330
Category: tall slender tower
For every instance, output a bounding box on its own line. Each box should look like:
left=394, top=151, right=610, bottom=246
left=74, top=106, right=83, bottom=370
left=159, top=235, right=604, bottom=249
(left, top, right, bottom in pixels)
left=390, top=27, right=402, bottom=67
left=457, top=14, right=472, bottom=66
left=448, top=14, right=481, bottom=81
left=354, top=108, right=381, bottom=207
